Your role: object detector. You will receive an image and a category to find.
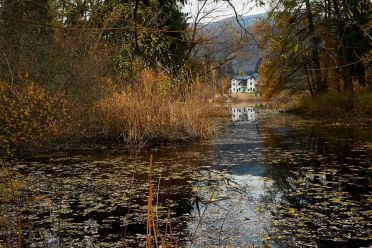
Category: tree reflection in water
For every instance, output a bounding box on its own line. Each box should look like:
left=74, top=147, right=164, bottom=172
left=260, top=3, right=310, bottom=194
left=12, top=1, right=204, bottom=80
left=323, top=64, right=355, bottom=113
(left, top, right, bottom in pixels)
left=257, top=115, right=371, bottom=247
left=0, top=108, right=370, bottom=247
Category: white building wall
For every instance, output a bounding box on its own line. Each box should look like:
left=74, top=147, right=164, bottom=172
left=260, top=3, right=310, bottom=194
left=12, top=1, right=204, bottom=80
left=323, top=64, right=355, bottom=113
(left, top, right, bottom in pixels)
left=230, top=76, right=257, bottom=94
left=231, top=79, right=239, bottom=93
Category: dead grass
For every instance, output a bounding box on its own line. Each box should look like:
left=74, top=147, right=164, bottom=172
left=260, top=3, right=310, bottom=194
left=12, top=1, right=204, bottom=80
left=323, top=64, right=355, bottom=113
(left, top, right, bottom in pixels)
left=297, top=92, right=372, bottom=117
left=0, top=69, right=221, bottom=153
left=92, top=69, right=214, bottom=144
left=270, top=89, right=372, bottom=117
left=269, top=90, right=305, bottom=110
left=145, top=155, right=179, bottom=248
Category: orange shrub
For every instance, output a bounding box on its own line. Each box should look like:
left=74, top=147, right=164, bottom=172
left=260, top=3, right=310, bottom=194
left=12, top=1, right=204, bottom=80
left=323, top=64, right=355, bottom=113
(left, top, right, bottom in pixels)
left=0, top=81, right=72, bottom=152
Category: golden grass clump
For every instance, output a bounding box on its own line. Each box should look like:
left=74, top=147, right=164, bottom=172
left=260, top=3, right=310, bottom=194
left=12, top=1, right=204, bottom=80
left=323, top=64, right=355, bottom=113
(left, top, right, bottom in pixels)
left=93, top=69, right=214, bottom=144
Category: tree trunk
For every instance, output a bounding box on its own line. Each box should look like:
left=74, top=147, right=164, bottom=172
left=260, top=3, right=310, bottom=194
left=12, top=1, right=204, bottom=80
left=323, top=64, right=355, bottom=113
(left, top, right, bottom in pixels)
left=342, top=39, right=353, bottom=93
left=305, top=0, right=327, bottom=95
left=331, top=0, right=354, bottom=94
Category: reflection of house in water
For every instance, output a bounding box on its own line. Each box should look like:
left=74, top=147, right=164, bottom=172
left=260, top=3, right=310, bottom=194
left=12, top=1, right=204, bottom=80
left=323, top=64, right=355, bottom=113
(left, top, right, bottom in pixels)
left=231, top=107, right=257, bottom=122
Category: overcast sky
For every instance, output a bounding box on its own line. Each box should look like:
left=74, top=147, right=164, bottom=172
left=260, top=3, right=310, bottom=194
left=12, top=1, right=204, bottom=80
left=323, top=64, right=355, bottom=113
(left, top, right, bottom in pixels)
left=182, top=0, right=268, bottom=23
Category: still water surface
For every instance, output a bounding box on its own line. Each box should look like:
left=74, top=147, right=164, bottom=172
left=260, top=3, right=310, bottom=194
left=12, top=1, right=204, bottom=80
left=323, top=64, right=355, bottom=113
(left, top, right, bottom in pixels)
left=2, top=105, right=371, bottom=247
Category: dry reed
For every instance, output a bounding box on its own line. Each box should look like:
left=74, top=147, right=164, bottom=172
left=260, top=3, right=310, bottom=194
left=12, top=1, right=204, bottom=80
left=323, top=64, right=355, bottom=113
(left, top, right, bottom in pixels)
left=93, top=69, right=214, bottom=144
left=146, top=155, right=178, bottom=248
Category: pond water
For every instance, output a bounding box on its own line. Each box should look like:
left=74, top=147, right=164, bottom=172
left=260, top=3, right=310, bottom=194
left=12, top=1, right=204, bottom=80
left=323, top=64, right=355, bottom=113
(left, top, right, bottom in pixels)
left=1, top=105, right=371, bottom=247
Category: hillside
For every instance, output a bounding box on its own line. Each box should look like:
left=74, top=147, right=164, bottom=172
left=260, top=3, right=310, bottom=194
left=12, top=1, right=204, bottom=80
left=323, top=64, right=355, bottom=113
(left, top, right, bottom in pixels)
left=205, top=13, right=266, bottom=31
left=202, top=13, right=266, bottom=74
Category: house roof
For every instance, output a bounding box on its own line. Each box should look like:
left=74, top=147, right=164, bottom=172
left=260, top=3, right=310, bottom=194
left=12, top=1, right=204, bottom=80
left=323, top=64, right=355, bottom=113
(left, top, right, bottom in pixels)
left=233, top=75, right=256, bottom=80
left=234, top=76, right=248, bottom=80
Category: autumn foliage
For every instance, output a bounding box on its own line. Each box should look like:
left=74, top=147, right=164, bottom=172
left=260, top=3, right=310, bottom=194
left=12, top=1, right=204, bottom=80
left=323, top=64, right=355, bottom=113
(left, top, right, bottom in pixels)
left=256, top=0, right=371, bottom=104
left=0, top=81, right=71, bottom=152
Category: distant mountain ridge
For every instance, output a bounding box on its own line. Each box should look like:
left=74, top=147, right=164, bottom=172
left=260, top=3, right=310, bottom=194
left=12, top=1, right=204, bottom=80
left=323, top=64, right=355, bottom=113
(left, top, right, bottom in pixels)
left=203, top=13, right=266, bottom=74
left=205, top=12, right=267, bottom=31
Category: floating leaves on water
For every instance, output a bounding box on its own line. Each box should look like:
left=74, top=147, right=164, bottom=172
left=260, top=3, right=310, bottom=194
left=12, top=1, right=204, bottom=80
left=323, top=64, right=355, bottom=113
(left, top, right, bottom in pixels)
left=2, top=113, right=371, bottom=247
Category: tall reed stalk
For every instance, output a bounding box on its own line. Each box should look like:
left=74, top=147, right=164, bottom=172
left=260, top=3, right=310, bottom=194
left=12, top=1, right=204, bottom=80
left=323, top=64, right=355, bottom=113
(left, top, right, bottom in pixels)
left=145, top=155, right=178, bottom=248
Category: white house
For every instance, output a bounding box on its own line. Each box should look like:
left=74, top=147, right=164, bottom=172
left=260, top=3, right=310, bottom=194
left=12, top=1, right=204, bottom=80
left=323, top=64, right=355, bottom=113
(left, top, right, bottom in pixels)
left=230, top=76, right=257, bottom=94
